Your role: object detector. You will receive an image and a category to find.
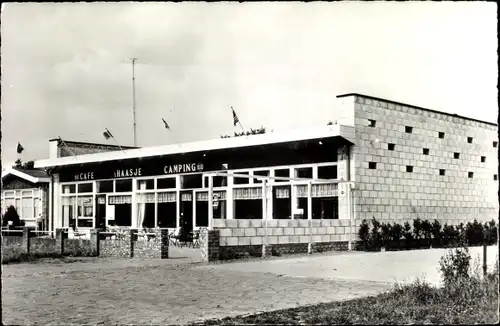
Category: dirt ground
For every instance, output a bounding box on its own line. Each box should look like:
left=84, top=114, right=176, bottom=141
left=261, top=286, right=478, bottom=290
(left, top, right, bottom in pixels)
left=2, top=248, right=391, bottom=325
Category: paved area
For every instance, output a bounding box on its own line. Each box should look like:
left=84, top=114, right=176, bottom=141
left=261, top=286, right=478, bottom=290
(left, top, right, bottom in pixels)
left=199, top=245, right=499, bottom=287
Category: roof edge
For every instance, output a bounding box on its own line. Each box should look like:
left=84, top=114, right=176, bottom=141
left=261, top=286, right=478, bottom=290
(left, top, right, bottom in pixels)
left=336, top=93, right=497, bottom=127
left=48, top=138, right=138, bottom=149
left=2, top=168, right=50, bottom=184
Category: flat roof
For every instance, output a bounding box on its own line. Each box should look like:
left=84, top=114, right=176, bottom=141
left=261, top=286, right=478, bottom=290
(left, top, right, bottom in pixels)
left=337, top=93, right=497, bottom=127
left=49, top=138, right=138, bottom=149
left=35, top=125, right=353, bottom=169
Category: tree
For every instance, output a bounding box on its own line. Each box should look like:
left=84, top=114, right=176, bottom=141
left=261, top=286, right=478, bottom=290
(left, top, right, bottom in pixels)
left=221, top=126, right=267, bottom=138
left=12, top=159, right=35, bottom=170
left=2, top=206, right=24, bottom=228
left=13, top=159, right=22, bottom=169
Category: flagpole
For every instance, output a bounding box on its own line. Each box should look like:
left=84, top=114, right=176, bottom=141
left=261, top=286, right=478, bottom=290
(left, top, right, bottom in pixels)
left=105, top=128, right=125, bottom=152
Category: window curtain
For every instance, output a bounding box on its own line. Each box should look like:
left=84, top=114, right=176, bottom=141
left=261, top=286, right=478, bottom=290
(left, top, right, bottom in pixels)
left=296, top=184, right=337, bottom=198
left=233, top=187, right=262, bottom=200
left=196, top=191, right=227, bottom=201
left=274, top=186, right=290, bottom=199
left=158, top=192, right=176, bottom=203
left=109, top=195, right=132, bottom=204
left=137, top=181, right=147, bottom=228
left=181, top=192, right=192, bottom=202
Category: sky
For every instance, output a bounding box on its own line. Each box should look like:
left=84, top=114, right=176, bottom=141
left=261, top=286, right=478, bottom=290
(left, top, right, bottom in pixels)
left=1, top=2, right=498, bottom=168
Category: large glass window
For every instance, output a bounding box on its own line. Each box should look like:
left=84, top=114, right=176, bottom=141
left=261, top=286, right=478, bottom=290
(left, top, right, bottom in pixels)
left=157, top=192, right=177, bottom=228
left=115, top=179, right=132, bottom=192
left=77, top=196, right=93, bottom=227
left=77, top=183, right=93, bottom=193
left=22, top=198, right=32, bottom=220
left=234, top=171, right=249, bottom=185
left=62, top=185, right=76, bottom=194
left=97, top=180, right=114, bottom=193
left=62, top=196, right=76, bottom=227
left=157, top=177, right=176, bottom=189
left=181, top=174, right=202, bottom=189
left=273, top=186, right=291, bottom=219
left=318, top=165, right=337, bottom=179
left=296, top=167, right=313, bottom=179
left=312, top=197, right=338, bottom=219
left=137, top=179, right=155, bottom=190
left=253, top=170, right=270, bottom=183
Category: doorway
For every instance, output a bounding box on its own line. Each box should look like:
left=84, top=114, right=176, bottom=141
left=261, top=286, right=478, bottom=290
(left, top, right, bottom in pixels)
left=180, top=191, right=194, bottom=234
left=95, top=194, right=106, bottom=229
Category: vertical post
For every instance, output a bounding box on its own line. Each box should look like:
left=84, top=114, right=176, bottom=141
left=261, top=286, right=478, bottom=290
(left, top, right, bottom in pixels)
left=307, top=181, right=313, bottom=254
left=262, top=179, right=268, bottom=258
left=347, top=182, right=353, bottom=251
left=483, top=229, right=488, bottom=277
left=132, top=58, right=137, bottom=147
left=208, top=175, right=214, bottom=230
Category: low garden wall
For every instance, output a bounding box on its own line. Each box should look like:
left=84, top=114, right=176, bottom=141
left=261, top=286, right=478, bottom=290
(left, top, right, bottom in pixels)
left=1, top=228, right=169, bottom=263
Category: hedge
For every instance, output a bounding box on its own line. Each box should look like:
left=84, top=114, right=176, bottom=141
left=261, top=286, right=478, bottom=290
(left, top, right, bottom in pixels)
left=358, top=218, right=498, bottom=251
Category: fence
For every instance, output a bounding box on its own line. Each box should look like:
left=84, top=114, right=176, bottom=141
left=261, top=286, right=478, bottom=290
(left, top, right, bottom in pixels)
left=1, top=227, right=170, bottom=263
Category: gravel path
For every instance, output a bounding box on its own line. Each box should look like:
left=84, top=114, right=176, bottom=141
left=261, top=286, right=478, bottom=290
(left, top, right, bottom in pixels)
left=2, top=253, right=391, bottom=325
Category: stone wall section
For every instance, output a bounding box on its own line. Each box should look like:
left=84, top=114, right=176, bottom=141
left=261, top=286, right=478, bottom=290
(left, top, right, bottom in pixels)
left=350, top=95, right=498, bottom=222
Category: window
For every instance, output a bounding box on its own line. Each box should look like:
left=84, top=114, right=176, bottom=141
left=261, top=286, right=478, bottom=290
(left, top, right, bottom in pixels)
left=467, top=137, right=473, bottom=144
left=368, top=119, right=376, bottom=127
left=406, top=166, right=414, bottom=173
left=440, top=169, right=446, bottom=176
left=494, top=141, right=498, bottom=148
left=369, top=162, right=377, bottom=169
left=77, top=183, right=93, bottom=193
left=181, top=174, right=203, bottom=189
left=115, top=179, right=132, bottom=192
left=423, top=148, right=430, bottom=155
left=468, top=172, right=474, bottom=178
left=388, top=143, right=395, bottom=151
left=34, top=198, right=39, bottom=218
left=157, top=177, right=176, bottom=189
left=439, top=132, right=445, bottom=139
left=213, top=176, right=227, bottom=187
left=204, top=176, right=209, bottom=188
left=253, top=170, right=270, bottom=183
left=318, top=165, right=337, bottom=179
left=454, top=153, right=460, bottom=159
left=295, top=167, right=313, bottom=179
left=405, top=126, right=413, bottom=133
left=494, top=175, right=498, bottom=181
left=97, top=180, right=114, bottom=193
left=62, top=185, right=76, bottom=194
left=481, top=156, right=486, bottom=163
left=137, top=179, right=154, bottom=190
left=234, top=171, right=249, bottom=185
left=274, top=169, right=290, bottom=182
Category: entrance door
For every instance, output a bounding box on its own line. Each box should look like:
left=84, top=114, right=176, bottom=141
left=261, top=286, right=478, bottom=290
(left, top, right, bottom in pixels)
left=180, top=191, right=194, bottom=235
left=95, top=194, right=107, bottom=229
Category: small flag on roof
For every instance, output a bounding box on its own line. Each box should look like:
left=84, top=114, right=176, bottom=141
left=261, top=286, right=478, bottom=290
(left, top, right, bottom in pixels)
left=162, top=118, right=170, bottom=130
left=16, top=142, right=24, bottom=154
left=232, top=107, right=240, bottom=127
left=103, top=129, right=113, bottom=140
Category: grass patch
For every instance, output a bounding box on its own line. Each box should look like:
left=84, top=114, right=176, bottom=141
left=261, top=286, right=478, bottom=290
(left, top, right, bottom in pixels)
left=193, top=250, right=499, bottom=325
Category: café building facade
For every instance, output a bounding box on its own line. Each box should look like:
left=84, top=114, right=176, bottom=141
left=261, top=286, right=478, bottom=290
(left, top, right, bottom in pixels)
left=34, top=125, right=355, bottom=234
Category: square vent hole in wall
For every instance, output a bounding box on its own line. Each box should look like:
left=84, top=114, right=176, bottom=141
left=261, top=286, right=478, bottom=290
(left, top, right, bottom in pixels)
left=388, top=143, right=395, bottom=151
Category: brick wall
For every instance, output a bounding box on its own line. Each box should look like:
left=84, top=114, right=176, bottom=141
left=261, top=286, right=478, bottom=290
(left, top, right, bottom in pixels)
left=345, top=95, right=498, bottom=222
left=30, top=238, right=59, bottom=256
left=64, top=239, right=94, bottom=256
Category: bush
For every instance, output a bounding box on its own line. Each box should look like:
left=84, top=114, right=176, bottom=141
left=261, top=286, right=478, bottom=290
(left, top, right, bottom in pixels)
left=389, top=223, right=403, bottom=249
left=430, top=220, right=442, bottom=247
left=402, top=221, right=413, bottom=249
left=485, top=219, right=498, bottom=245
left=380, top=223, right=391, bottom=249
left=439, top=246, right=471, bottom=287
left=466, top=219, right=484, bottom=246
left=369, top=218, right=382, bottom=251
left=442, top=224, right=459, bottom=247
left=358, top=219, right=370, bottom=250
left=413, top=218, right=423, bottom=241
left=2, top=206, right=24, bottom=228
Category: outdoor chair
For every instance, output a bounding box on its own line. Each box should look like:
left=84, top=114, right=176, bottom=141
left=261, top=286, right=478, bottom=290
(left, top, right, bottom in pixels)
left=169, top=229, right=180, bottom=246
left=192, top=230, right=201, bottom=248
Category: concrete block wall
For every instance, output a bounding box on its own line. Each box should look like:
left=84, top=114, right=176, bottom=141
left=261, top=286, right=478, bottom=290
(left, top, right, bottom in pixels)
left=213, top=219, right=356, bottom=245
left=344, top=95, right=498, bottom=222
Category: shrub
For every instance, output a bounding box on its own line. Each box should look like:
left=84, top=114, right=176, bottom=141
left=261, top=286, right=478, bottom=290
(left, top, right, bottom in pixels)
left=442, top=224, right=457, bottom=247
left=485, top=219, right=498, bottom=245
left=430, top=220, right=442, bottom=246
left=2, top=206, right=24, bottom=228
left=420, top=219, right=432, bottom=248
left=369, top=218, right=382, bottom=250
left=358, top=219, right=370, bottom=249
left=466, top=219, right=484, bottom=246
left=413, top=218, right=423, bottom=240
left=380, top=223, right=391, bottom=248
left=402, top=221, right=413, bottom=248
left=389, top=223, right=403, bottom=241
left=439, top=246, right=471, bottom=287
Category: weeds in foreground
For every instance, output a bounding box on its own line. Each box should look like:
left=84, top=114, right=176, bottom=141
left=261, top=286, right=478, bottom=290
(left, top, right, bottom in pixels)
left=194, top=247, right=499, bottom=325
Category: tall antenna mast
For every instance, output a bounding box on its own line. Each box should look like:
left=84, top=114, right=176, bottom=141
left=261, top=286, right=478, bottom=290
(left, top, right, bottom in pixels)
left=132, top=58, right=138, bottom=147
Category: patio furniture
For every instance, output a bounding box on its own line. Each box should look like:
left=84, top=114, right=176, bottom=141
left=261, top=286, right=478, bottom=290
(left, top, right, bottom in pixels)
left=192, top=230, right=201, bottom=248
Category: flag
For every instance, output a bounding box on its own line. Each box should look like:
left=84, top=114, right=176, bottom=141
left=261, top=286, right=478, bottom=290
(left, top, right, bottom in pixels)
left=103, top=129, right=113, bottom=140
left=232, top=107, right=239, bottom=126
left=16, top=142, right=24, bottom=154
left=162, top=118, right=170, bottom=130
